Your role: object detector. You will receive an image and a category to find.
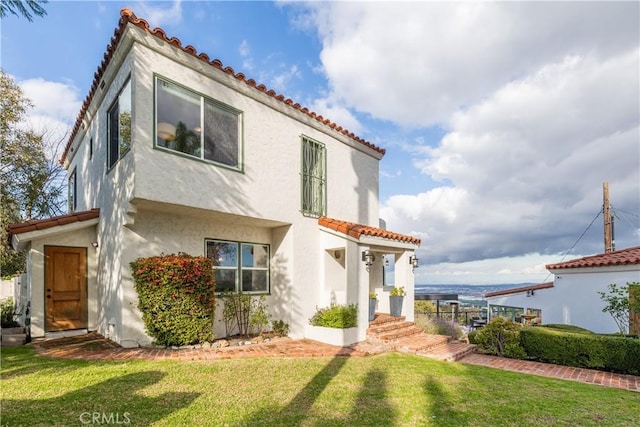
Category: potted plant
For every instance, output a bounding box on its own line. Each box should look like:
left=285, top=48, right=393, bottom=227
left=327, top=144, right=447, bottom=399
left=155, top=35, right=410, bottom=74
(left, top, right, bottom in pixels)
left=389, top=286, right=405, bottom=317
left=369, top=293, right=377, bottom=321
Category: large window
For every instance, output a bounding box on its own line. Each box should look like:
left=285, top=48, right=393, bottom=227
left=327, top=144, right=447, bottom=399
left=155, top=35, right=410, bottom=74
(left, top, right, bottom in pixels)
left=155, top=76, right=242, bottom=169
left=206, top=240, right=269, bottom=293
left=107, top=79, right=132, bottom=169
left=68, top=168, right=77, bottom=213
left=301, top=136, right=326, bottom=217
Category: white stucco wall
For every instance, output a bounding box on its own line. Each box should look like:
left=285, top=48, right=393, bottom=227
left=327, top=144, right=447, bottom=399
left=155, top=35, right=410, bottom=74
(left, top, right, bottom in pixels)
left=487, top=265, right=640, bottom=333
left=58, top=23, right=396, bottom=347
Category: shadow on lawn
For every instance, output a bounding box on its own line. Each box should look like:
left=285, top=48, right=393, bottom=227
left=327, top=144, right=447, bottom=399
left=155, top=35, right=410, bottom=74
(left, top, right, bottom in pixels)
left=244, top=357, right=397, bottom=425
left=1, top=371, right=201, bottom=426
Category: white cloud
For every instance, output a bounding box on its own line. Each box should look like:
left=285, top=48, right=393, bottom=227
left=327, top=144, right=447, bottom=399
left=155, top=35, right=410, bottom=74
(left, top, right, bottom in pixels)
left=18, top=77, right=82, bottom=157
left=136, top=0, right=183, bottom=28
left=303, top=2, right=639, bottom=127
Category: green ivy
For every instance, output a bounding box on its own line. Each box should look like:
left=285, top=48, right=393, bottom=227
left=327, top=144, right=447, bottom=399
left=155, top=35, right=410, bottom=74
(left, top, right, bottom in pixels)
left=130, top=253, right=215, bottom=346
left=309, top=304, right=358, bottom=329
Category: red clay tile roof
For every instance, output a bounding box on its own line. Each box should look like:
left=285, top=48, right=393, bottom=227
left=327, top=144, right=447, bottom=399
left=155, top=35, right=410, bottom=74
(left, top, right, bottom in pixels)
left=61, top=8, right=385, bottom=164
left=7, top=209, right=100, bottom=240
left=545, top=246, right=640, bottom=270
left=318, top=217, right=421, bottom=245
left=484, top=282, right=554, bottom=298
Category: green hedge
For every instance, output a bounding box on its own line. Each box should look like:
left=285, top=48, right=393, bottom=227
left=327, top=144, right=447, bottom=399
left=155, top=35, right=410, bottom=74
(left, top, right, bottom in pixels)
left=309, top=304, right=358, bottom=329
left=467, top=317, right=526, bottom=359
left=520, top=327, right=640, bottom=375
left=131, top=253, right=215, bottom=346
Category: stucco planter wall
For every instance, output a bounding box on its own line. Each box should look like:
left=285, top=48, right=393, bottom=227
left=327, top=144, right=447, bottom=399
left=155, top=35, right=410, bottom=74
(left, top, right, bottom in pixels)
left=305, top=325, right=359, bottom=347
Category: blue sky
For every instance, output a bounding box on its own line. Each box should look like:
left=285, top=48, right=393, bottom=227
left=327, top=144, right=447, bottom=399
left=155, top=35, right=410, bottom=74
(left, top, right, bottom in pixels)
left=2, top=1, right=639, bottom=285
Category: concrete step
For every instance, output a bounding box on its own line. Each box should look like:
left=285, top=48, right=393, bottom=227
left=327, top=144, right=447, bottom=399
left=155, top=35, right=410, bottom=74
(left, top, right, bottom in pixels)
left=1, top=334, right=27, bottom=347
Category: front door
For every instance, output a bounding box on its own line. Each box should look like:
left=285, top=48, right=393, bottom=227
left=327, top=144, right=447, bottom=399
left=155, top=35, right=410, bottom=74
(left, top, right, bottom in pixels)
left=45, top=246, right=87, bottom=331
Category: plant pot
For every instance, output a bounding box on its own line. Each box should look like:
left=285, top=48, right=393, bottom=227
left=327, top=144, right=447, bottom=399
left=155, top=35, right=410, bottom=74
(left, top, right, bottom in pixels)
left=369, top=298, right=377, bottom=321
left=389, top=295, right=404, bottom=317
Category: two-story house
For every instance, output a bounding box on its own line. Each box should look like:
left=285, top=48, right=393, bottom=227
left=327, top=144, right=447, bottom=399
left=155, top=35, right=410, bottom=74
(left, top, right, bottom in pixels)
left=7, top=8, right=420, bottom=347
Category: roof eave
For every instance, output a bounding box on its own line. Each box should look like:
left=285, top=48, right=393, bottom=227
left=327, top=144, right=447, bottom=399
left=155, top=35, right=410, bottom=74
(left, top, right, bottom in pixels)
left=11, top=218, right=99, bottom=251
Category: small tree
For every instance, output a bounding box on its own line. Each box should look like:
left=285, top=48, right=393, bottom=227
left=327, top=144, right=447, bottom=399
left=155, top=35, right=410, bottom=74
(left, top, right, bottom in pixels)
left=598, top=282, right=640, bottom=336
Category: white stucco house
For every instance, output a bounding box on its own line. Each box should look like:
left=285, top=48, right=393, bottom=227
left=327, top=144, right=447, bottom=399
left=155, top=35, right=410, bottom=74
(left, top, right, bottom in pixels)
left=6, top=9, right=420, bottom=347
left=485, top=246, right=640, bottom=334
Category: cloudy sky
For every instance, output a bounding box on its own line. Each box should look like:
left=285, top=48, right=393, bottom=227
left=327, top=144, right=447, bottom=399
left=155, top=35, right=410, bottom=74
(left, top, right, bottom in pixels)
left=3, top=1, right=639, bottom=285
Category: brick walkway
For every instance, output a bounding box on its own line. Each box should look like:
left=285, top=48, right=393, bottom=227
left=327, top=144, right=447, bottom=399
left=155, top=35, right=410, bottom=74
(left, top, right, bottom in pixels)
left=27, top=332, right=639, bottom=392
left=460, top=353, right=640, bottom=392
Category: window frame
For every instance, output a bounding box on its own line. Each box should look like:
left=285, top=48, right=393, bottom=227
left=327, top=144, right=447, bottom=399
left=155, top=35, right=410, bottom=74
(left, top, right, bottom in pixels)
left=68, top=168, right=77, bottom=213
left=106, top=77, right=132, bottom=171
left=154, top=75, right=244, bottom=172
left=205, top=239, right=270, bottom=294
left=300, top=135, right=327, bottom=217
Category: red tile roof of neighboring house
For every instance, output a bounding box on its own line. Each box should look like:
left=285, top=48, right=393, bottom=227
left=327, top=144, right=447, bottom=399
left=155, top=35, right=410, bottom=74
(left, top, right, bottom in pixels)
left=484, top=282, right=554, bottom=298
left=318, top=217, right=421, bottom=245
left=6, top=209, right=100, bottom=242
left=545, top=246, right=640, bottom=270
left=61, top=8, right=385, bottom=164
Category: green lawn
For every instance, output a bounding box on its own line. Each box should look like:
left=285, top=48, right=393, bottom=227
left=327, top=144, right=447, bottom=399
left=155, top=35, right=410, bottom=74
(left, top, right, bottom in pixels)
left=2, top=346, right=638, bottom=426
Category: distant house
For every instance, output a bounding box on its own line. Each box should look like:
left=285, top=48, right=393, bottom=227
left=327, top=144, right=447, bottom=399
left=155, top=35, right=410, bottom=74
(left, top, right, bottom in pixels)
left=6, top=8, right=420, bottom=347
left=485, top=246, right=640, bottom=333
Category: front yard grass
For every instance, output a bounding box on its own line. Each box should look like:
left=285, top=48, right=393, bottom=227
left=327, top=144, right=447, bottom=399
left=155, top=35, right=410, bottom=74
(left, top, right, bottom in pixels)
left=2, top=346, right=639, bottom=426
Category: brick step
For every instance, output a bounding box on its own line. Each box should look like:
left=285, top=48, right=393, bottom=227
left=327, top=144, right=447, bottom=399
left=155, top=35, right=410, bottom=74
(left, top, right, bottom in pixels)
left=369, top=313, right=406, bottom=326
left=393, top=333, right=451, bottom=353
left=368, top=320, right=416, bottom=335
left=418, top=341, right=477, bottom=362
left=368, top=325, right=425, bottom=343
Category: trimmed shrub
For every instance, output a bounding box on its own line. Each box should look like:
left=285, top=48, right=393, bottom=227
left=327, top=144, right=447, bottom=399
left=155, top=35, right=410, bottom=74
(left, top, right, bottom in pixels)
left=1, top=297, right=19, bottom=328
left=309, top=304, right=358, bottom=329
left=540, top=324, right=594, bottom=334
left=471, top=317, right=526, bottom=359
left=520, top=326, right=640, bottom=375
left=130, top=253, right=215, bottom=346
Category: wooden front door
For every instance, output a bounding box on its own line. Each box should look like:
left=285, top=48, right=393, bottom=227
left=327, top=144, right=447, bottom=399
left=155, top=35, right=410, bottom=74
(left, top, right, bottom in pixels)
left=45, top=246, right=88, bottom=331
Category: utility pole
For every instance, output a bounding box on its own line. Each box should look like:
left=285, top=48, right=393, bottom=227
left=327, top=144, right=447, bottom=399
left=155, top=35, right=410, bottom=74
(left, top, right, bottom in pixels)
left=603, top=182, right=615, bottom=253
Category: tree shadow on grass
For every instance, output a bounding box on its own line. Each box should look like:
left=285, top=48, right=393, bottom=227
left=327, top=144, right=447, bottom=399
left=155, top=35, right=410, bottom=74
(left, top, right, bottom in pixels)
left=243, top=357, right=397, bottom=425
left=0, top=346, right=87, bottom=380
left=2, top=371, right=201, bottom=426
left=423, top=375, right=471, bottom=425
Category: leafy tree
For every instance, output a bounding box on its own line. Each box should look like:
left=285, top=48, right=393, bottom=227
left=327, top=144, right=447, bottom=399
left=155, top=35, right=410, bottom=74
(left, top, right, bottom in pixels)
left=598, top=282, right=640, bottom=336
left=0, top=0, right=47, bottom=21
left=1, top=69, right=66, bottom=276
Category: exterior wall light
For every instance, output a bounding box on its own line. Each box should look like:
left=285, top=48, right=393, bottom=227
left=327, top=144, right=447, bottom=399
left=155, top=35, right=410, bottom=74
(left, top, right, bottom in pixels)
left=91, top=242, right=99, bottom=248
left=409, top=255, right=419, bottom=269
left=362, top=250, right=375, bottom=270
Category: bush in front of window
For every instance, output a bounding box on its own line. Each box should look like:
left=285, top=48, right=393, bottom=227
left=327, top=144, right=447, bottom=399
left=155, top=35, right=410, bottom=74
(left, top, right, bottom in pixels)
left=309, top=304, right=358, bottom=329
left=218, top=291, right=270, bottom=337
left=130, top=253, right=215, bottom=346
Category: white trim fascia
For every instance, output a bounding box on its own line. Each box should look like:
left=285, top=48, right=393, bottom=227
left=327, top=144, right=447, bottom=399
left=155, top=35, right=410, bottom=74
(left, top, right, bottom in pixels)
left=11, top=218, right=99, bottom=251
left=549, top=265, right=640, bottom=275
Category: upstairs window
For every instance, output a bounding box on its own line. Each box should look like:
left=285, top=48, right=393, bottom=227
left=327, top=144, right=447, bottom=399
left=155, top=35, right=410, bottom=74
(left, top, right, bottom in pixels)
left=301, top=136, right=326, bottom=217
left=206, top=239, right=269, bottom=294
left=155, top=76, right=243, bottom=170
left=68, top=168, right=77, bottom=213
left=107, top=79, right=132, bottom=169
